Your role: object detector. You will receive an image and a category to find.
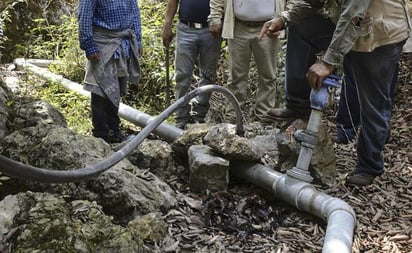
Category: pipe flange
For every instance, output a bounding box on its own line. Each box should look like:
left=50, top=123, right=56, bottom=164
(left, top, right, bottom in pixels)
left=286, top=166, right=313, bottom=183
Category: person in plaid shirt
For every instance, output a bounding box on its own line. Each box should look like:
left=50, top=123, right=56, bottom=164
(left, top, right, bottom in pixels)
left=78, top=0, right=142, bottom=143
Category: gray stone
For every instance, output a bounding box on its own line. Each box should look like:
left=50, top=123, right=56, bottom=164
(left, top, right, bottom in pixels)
left=204, top=123, right=261, bottom=161
left=188, top=145, right=230, bottom=193
left=127, top=139, right=176, bottom=180
left=8, top=100, right=67, bottom=131
left=0, top=123, right=177, bottom=224
left=0, top=191, right=148, bottom=252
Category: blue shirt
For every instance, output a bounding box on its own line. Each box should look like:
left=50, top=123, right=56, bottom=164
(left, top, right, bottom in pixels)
left=78, top=0, right=142, bottom=58
left=0, top=19, right=3, bottom=39
left=179, top=0, right=210, bottom=24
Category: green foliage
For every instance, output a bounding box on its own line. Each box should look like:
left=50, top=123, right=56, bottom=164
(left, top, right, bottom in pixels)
left=128, top=1, right=174, bottom=115
left=47, top=16, right=86, bottom=82
left=26, top=15, right=85, bottom=82
left=0, top=0, right=27, bottom=54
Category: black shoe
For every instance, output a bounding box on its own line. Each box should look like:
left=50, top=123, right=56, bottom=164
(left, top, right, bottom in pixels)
left=192, top=118, right=205, bottom=124
left=108, top=130, right=129, bottom=143
left=332, top=134, right=351, bottom=144
left=267, top=107, right=310, bottom=121
left=175, top=122, right=187, bottom=130
left=345, top=173, right=375, bottom=187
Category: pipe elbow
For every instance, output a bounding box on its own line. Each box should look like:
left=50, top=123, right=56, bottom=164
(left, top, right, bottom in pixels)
left=325, top=197, right=356, bottom=222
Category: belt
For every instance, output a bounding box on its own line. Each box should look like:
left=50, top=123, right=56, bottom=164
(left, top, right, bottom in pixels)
left=180, top=20, right=208, bottom=29
left=235, top=18, right=268, bottom=27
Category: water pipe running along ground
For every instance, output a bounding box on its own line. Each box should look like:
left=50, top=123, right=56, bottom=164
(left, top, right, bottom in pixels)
left=232, top=75, right=355, bottom=253
left=4, top=59, right=355, bottom=253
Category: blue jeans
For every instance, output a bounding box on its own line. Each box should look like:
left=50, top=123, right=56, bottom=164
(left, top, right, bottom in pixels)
left=336, top=60, right=399, bottom=142
left=174, top=21, right=221, bottom=123
left=347, top=41, right=404, bottom=176
left=335, top=59, right=361, bottom=141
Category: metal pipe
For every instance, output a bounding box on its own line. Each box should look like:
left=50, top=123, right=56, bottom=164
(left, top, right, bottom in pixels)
left=232, top=161, right=356, bottom=253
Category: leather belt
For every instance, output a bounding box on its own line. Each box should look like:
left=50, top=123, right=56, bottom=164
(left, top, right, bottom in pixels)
left=180, top=20, right=208, bottom=29
left=235, top=18, right=268, bottom=27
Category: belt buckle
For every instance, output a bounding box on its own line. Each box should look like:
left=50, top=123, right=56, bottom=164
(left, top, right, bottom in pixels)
left=194, top=22, right=202, bottom=29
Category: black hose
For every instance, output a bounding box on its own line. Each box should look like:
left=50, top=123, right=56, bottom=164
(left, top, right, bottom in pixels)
left=0, top=85, right=244, bottom=183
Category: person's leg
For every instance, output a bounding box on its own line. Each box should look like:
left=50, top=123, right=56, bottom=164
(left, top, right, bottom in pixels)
left=334, top=58, right=360, bottom=144
left=174, top=22, right=198, bottom=129
left=105, top=77, right=128, bottom=143
left=269, top=15, right=335, bottom=120
left=227, top=22, right=253, bottom=110
left=346, top=40, right=404, bottom=186
left=91, top=92, right=109, bottom=141
left=251, top=26, right=279, bottom=119
left=192, top=28, right=221, bottom=122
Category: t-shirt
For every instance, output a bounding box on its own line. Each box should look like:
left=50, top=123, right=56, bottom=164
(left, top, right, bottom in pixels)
left=179, top=0, right=210, bottom=23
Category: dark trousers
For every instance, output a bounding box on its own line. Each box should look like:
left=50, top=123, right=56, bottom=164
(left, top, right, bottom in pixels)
left=346, top=41, right=404, bottom=176
left=336, top=60, right=399, bottom=141
left=90, top=77, right=127, bottom=139
left=284, top=15, right=335, bottom=111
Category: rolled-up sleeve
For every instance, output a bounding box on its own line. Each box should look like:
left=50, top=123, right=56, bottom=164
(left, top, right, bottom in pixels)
left=208, top=0, right=225, bottom=25
left=323, top=0, right=372, bottom=65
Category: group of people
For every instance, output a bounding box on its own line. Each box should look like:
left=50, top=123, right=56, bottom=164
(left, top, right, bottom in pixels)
left=77, top=0, right=411, bottom=187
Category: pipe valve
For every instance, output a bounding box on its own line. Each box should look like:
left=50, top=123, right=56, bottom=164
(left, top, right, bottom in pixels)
left=310, top=75, right=341, bottom=111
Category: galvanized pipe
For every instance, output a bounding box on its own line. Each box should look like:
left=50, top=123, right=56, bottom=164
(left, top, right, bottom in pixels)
left=232, top=161, right=356, bottom=253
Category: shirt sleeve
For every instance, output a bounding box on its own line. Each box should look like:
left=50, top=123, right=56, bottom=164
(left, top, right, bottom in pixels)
left=78, top=0, right=99, bottom=57
left=278, top=0, right=323, bottom=25
left=132, top=1, right=142, bottom=49
left=280, top=0, right=372, bottom=66
left=323, top=0, right=372, bottom=65
left=208, top=0, right=225, bottom=25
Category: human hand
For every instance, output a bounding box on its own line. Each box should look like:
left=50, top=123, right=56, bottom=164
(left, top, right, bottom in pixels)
left=209, top=23, right=222, bottom=38
left=306, top=62, right=335, bottom=89
left=162, top=23, right=175, bottom=47
left=88, top=53, right=100, bottom=62
left=258, top=18, right=284, bottom=40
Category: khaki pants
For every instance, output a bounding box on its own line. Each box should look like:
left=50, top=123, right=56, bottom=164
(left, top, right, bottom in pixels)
left=227, top=21, right=280, bottom=119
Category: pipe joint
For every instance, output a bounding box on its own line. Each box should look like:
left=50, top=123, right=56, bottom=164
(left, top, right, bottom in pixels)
left=294, top=129, right=317, bottom=146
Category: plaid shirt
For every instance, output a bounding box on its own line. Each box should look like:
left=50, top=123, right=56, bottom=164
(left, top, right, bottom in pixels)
left=78, top=0, right=142, bottom=58
left=0, top=19, right=3, bottom=39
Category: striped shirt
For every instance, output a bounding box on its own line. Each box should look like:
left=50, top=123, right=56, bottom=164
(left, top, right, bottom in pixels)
left=78, top=0, right=142, bottom=58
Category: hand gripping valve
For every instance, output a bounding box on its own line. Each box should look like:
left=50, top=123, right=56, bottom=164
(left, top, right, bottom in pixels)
left=286, top=75, right=342, bottom=182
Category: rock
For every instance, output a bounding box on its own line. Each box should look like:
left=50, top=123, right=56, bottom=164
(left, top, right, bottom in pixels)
left=0, top=191, right=147, bottom=252
left=204, top=123, right=261, bottom=161
left=188, top=145, right=230, bottom=193
left=127, top=139, right=177, bottom=180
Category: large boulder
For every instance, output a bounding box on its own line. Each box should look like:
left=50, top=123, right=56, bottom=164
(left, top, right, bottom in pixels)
left=0, top=191, right=150, bottom=252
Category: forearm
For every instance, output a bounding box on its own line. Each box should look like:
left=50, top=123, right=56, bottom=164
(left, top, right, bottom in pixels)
left=164, top=0, right=178, bottom=26
left=208, top=0, right=225, bottom=25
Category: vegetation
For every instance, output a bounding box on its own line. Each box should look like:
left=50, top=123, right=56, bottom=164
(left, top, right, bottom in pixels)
left=0, top=0, right=175, bottom=133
